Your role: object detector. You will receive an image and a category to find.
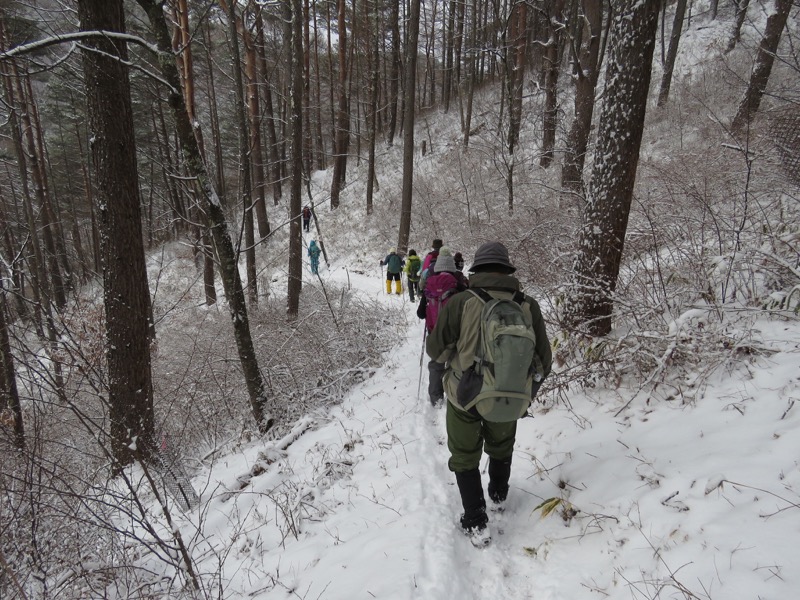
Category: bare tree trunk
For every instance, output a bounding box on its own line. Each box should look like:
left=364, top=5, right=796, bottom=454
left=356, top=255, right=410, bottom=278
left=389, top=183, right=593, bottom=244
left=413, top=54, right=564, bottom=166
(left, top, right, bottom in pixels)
left=507, top=0, right=529, bottom=155
left=657, top=0, right=688, bottom=107
left=78, top=0, right=156, bottom=469
left=455, top=0, right=466, bottom=86
left=0, top=41, right=45, bottom=337
left=398, top=0, right=422, bottom=253
left=137, top=0, right=274, bottom=433
left=287, top=0, right=304, bottom=319
left=303, top=0, right=313, bottom=175
left=330, top=0, right=350, bottom=209
left=311, top=2, right=327, bottom=169
left=565, top=0, right=660, bottom=337
left=387, top=0, right=401, bottom=145
left=731, top=0, right=792, bottom=133
left=561, top=0, right=602, bottom=193
left=73, top=120, right=101, bottom=274
left=0, top=199, right=30, bottom=320
left=28, top=78, right=74, bottom=297
left=541, top=0, right=566, bottom=168
left=726, top=0, right=750, bottom=53
left=54, top=118, right=89, bottom=281
left=242, top=7, right=270, bottom=239
left=223, top=0, right=258, bottom=305
left=0, top=285, right=24, bottom=449
left=17, top=72, right=68, bottom=311
left=254, top=11, right=283, bottom=205
left=202, top=19, right=226, bottom=206
left=462, top=0, right=477, bottom=148
left=366, top=0, right=380, bottom=216
left=442, top=0, right=456, bottom=112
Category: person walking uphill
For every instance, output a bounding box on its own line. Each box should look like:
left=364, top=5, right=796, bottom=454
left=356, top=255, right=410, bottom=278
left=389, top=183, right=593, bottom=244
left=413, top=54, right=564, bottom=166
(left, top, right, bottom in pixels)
left=404, top=250, right=422, bottom=302
left=380, top=248, right=404, bottom=295
left=422, top=238, right=443, bottom=273
left=308, top=240, right=321, bottom=275
left=418, top=247, right=467, bottom=406
left=425, top=241, right=552, bottom=547
left=302, top=205, right=312, bottom=232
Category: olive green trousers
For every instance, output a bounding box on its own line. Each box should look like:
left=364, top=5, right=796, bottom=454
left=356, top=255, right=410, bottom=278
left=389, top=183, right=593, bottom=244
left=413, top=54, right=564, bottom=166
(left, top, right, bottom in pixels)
left=446, top=400, right=517, bottom=472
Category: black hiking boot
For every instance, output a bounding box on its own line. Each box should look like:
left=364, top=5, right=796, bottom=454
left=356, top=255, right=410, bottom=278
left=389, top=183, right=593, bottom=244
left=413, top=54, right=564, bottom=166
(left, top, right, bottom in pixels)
left=455, top=469, right=491, bottom=547
left=488, top=457, right=512, bottom=507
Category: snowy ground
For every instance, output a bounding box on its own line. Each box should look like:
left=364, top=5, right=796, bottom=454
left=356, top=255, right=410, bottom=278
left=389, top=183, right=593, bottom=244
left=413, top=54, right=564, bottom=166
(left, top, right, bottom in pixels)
left=122, top=5, right=800, bottom=597
left=153, top=252, right=800, bottom=600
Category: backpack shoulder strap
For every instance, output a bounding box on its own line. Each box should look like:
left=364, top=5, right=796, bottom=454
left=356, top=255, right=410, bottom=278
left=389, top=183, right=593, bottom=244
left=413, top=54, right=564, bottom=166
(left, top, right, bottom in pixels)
left=468, top=287, right=493, bottom=304
left=471, top=287, right=525, bottom=305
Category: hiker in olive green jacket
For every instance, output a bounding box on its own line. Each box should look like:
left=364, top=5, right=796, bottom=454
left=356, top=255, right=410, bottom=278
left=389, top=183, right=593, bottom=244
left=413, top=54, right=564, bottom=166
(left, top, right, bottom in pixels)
left=426, top=241, right=552, bottom=543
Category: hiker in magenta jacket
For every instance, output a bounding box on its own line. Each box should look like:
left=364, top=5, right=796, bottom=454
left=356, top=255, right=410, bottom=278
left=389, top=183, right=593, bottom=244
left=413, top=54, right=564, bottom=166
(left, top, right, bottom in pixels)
left=426, top=241, right=552, bottom=544
left=418, top=247, right=467, bottom=406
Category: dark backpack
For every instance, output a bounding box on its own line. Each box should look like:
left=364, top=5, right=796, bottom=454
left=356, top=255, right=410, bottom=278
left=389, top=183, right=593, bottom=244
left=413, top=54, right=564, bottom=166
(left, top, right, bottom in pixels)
left=386, top=253, right=403, bottom=273
left=456, top=288, right=543, bottom=422
left=423, top=272, right=458, bottom=332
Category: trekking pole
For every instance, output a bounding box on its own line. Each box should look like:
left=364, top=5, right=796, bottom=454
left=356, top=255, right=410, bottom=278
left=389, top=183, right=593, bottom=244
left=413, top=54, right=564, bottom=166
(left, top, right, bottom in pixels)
left=417, top=327, right=427, bottom=400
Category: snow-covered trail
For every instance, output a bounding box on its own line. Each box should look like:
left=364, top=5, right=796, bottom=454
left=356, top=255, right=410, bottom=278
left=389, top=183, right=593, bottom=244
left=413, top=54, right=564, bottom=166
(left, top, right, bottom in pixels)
left=195, top=262, right=567, bottom=599
left=189, top=258, right=800, bottom=600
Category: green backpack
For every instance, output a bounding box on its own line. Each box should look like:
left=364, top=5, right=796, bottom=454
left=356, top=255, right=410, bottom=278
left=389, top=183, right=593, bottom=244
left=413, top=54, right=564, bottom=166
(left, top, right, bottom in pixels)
left=406, top=255, right=422, bottom=281
left=456, top=288, right=543, bottom=422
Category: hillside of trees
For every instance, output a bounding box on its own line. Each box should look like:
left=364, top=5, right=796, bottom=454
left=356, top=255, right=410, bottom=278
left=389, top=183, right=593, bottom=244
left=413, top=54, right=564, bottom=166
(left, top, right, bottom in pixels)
left=0, top=0, right=798, bottom=597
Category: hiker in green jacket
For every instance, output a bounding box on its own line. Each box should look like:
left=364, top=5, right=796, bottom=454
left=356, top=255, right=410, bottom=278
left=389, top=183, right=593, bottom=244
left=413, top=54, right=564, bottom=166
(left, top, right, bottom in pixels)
left=426, top=241, right=552, bottom=544
left=404, top=249, right=422, bottom=302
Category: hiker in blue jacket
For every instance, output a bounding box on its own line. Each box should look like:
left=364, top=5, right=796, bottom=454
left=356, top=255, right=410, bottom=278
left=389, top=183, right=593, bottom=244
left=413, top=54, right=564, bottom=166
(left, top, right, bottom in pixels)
left=308, top=240, right=321, bottom=275
left=380, top=248, right=405, bottom=295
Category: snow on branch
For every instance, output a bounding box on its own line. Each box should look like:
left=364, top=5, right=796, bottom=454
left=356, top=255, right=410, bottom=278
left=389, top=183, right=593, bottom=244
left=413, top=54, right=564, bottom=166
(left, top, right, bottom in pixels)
left=0, top=30, right=159, bottom=61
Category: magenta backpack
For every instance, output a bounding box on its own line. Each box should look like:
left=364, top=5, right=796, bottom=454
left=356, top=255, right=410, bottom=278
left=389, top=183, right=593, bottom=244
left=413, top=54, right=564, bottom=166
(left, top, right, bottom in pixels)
left=424, top=272, right=458, bottom=332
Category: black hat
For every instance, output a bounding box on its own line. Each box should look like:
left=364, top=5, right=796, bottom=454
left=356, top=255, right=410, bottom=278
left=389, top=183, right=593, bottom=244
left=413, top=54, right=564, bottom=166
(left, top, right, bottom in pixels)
left=469, top=241, right=516, bottom=273
left=432, top=239, right=443, bottom=250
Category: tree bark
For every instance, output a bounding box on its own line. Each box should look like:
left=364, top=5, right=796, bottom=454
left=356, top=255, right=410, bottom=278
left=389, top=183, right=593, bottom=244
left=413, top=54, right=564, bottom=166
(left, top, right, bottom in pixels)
left=731, top=0, right=792, bottom=133
left=286, top=0, right=305, bottom=319
left=561, top=0, right=602, bottom=193
left=330, top=0, right=350, bottom=209
left=507, top=0, right=529, bottom=155
left=78, top=0, right=156, bottom=469
left=726, top=0, right=750, bottom=53
left=398, top=0, right=422, bottom=254
left=0, top=286, right=24, bottom=450
left=242, top=7, right=270, bottom=239
left=366, top=0, right=380, bottom=216
left=461, top=0, right=477, bottom=148
left=0, top=38, right=45, bottom=337
left=254, top=11, right=283, bottom=205
left=657, top=0, right=688, bottom=107
left=17, top=72, right=68, bottom=311
left=387, top=0, right=401, bottom=145
left=541, top=0, right=566, bottom=168
left=223, top=0, right=258, bottom=305
left=565, top=0, right=660, bottom=337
